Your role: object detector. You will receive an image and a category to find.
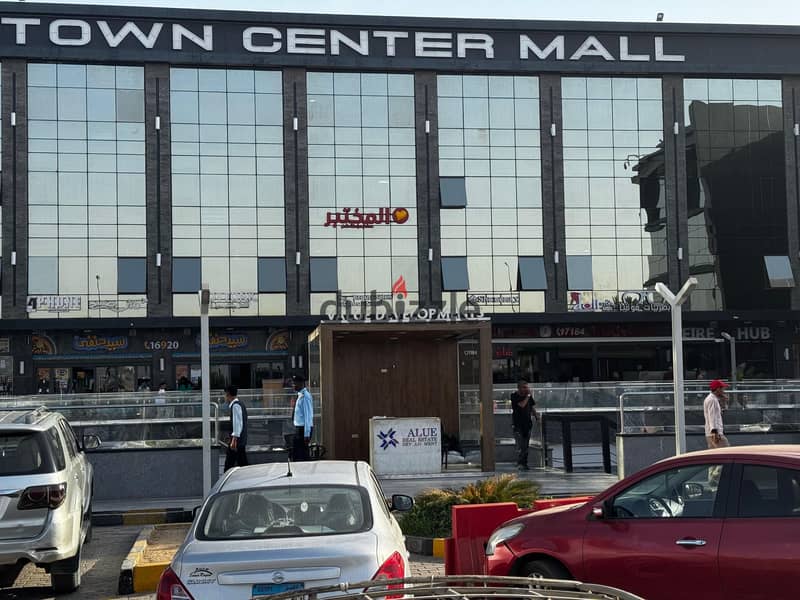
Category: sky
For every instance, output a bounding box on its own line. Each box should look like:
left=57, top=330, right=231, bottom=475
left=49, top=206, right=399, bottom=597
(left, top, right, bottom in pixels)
left=20, top=0, right=800, bottom=26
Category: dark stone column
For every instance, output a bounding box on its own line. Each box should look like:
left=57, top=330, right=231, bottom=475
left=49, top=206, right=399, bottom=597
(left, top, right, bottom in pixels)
left=662, top=76, right=688, bottom=292
left=145, top=64, right=172, bottom=317
left=12, top=333, right=33, bottom=395
left=414, top=72, right=441, bottom=308
left=539, top=76, right=566, bottom=312
left=283, top=69, right=310, bottom=316
left=783, top=77, right=800, bottom=310
left=2, top=60, right=28, bottom=319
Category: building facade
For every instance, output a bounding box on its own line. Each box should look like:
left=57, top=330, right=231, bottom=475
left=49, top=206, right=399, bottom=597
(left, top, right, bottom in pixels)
left=1, top=3, right=800, bottom=394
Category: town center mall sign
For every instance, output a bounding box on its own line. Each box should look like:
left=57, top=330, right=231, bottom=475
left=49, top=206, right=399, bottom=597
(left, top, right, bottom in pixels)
left=1, top=5, right=799, bottom=75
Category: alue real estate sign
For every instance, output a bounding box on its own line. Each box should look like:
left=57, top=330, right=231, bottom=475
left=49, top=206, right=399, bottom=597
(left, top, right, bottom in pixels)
left=369, top=416, right=441, bottom=475
left=3, top=4, right=800, bottom=74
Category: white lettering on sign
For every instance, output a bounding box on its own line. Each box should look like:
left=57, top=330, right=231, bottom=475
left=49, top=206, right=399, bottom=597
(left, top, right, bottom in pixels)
left=243, top=26, right=282, bottom=53
left=0, top=17, right=690, bottom=64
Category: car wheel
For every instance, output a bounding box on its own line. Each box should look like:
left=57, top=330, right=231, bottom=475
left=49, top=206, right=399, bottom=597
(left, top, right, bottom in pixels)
left=520, top=558, right=570, bottom=580
left=50, top=546, right=82, bottom=594
left=0, top=564, right=24, bottom=588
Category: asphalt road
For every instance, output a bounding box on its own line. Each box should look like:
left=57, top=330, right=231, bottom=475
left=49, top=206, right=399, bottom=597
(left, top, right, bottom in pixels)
left=4, top=525, right=444, bottom=600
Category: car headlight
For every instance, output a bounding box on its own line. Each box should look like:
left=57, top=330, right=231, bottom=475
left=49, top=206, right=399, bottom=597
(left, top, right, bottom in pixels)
left=485, top=523, right=524, bottom=556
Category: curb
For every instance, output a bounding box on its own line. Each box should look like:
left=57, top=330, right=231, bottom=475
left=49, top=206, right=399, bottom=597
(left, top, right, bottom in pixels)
left=405, top=535, right=446, bottom=558
left=94, top=508, right=194, bottom=527
left=118, top=525, right=153, bottom=595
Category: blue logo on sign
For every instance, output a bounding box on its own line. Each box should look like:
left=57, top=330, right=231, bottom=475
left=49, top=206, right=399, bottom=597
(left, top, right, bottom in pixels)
left=378, top=428, right=398, bottom=450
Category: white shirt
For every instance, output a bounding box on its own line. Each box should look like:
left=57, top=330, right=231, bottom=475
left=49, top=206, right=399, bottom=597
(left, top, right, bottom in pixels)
left=703, top=392, right=724, bottom=436
left=230, top=399, right=243, bottom=438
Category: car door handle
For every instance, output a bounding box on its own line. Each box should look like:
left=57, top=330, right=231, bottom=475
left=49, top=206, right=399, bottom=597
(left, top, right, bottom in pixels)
left=676, top=539, right=707, bottom=547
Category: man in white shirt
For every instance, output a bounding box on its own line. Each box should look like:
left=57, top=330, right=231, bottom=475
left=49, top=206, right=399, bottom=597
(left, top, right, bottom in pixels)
left=292, top=375, right=314, bottom=461
left=224, top=385, right=248, bottom=471
left=704, top=379, right=729, bottom=449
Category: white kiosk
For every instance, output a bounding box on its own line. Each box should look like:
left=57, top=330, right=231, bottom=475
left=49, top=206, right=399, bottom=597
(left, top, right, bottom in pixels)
left=369, top=417, right=442, bottom=475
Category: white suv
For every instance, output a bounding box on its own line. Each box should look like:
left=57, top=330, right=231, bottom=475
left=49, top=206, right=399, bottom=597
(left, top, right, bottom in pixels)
left=0, top=409, right=98, bottom=593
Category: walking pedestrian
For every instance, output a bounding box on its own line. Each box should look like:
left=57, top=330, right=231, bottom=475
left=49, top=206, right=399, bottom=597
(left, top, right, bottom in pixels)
left=292, top=375, right=314, bottom=461
left=224, top=384, right=249, bottom=471
left=704, top=379, right=730, bottom=449
left=511, top=379, right=538, bottom=470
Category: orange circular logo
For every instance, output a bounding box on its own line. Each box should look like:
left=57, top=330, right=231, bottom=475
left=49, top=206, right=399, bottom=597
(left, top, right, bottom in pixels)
left=392, top=208, right=409, bottom=224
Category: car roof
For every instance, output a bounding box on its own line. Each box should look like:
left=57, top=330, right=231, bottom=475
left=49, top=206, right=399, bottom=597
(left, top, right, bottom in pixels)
left=220, top=460, right=369, bottom=492
left=0, top=408, right=60, bottom=431
left=659, top=444, right=800, bottom=464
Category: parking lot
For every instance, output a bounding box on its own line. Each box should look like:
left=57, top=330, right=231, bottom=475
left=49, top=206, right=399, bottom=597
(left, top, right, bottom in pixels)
left=5, top=525, right=444, bottom=600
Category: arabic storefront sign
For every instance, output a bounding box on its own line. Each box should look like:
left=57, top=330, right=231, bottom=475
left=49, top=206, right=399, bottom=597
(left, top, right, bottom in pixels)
left=568, top=290, right=670, bottom=313
left=324, top=207, right=409, bottom=229
left=370, top=417, right=441, bottom=476
left=72, top=335, right=129, bottom=352
left=467, top=292, right=520, bottom=307
left=27, top=296, right=82, bottom=313
left=209, top=292, right=257, bottom=309
left=266, top=329, right=289, bottom=352
left=88, top=298, right=148, bottom=312
left=207, top=333, right=249, bottom=351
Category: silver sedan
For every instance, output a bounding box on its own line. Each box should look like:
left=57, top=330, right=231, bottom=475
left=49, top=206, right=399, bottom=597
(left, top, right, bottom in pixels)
left=157, top=460, right=414, bottom=600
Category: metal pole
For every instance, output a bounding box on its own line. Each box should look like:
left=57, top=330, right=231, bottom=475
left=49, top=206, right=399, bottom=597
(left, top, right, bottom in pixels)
left=721, top=332, right=737, bottom=391
left=670, top=303, right=687, bottom=455
left=199, top=285, right=211, bottom=497
left=655, top=278, right=698, bottom=457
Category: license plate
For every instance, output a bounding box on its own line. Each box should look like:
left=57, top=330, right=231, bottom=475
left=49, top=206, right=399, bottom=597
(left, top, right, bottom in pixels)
left=252, top=582, right=303, bottom=596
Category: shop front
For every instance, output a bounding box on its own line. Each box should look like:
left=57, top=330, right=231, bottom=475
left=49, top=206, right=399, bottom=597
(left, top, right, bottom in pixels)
left=492, top=321, right=790, bottom=384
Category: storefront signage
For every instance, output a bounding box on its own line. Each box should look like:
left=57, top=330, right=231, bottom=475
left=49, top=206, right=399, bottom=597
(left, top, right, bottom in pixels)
left=209, top=292, right=257, bottom=309
left=324, top=207, right=409, bottom=229
left=568, top=290, right=670, bottom=313
left=32, top=335, right=57, bottom=355
left=88, top=298, right=148, bottom=312
left=144, top=339, right=180, bottom=351
left=370, top=417, right=441, bottom=475
left=208, top=333, right=249, bottom=350
left=467, top=292, right=520, bottom=307
left=494, top=345, right=514, bottom=359
left=0, top=338, right=9, bottom=354
left=325, top=290, right=485, bottom=322
left=0, top=357, right=12, bottom=377
left=26, top=295, right=81, bottom=313
left=266, top=329, right=289, bottom=352
left=683, top=327, right=772, bottom=341
left=72, top=334, right=129, bottom=352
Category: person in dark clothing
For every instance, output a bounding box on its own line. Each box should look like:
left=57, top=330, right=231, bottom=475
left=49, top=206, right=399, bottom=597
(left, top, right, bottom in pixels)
left=511, top=379, right=538, bottom=470
left=224, top=384, right=249, bottom=471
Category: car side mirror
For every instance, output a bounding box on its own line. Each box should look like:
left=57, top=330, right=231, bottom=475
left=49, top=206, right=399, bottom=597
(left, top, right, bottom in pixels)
left=81, top=434, right=101, bottom=451
left=390, top=494, right=414, bottom=512
left=591, top=502, right=606, bottom=519
left=683, top=482, right=703, bottom=499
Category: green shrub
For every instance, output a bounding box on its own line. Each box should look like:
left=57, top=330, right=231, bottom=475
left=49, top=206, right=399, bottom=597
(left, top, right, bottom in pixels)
left=399, top=475, right=539, bottom=538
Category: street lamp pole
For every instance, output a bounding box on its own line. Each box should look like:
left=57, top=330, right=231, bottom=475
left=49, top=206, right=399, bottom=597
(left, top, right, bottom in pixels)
left=720, top=332, right=737, bottom=391
left=655, top=278, right=698, bottom=456
left=199, top=284, right=211, bottom=496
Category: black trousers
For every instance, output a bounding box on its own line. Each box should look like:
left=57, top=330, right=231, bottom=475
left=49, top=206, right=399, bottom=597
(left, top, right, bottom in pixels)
left=292, top=426, right=312, bottom=461
left=224, top=444, right=248, bottom=471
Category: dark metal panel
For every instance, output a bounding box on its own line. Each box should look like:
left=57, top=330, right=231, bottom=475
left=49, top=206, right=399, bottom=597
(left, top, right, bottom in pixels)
left=784, top=77, right=800, bottom=310
left=662, top=76, right=686, bottom=291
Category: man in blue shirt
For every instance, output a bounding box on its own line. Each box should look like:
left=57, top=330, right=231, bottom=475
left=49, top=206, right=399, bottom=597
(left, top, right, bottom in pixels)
left=292, top=375, right=314, bottom=461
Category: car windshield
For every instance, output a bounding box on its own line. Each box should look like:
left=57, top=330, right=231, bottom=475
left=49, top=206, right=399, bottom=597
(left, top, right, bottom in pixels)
left=0, top=433, right=47, bottom=476
left=199, top=485, right=370, bottom=540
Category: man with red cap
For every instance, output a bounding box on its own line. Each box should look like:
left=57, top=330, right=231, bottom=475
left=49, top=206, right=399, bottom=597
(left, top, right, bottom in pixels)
left=704, top=379, right=730, bottom=448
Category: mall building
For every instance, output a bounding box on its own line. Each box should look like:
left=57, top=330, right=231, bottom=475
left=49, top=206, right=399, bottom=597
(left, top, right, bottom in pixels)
left=0, top=2, right=799, bottom=408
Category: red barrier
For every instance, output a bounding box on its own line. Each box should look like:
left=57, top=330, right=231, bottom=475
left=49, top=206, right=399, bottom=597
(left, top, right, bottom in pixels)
left=445, top=496, right=592, bottom=576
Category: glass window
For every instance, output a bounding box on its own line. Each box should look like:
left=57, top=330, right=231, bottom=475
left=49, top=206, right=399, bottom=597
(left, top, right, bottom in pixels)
left=258, top=257, right=286, bottom=293
left=117, top=257, right=147, bottom=294
left=738, top=465, right=800, bottom=518
left=612, top=464, right=724, bottom=519
left=29, top=256, right=59, bottom=294
left=567, top=255, right=593, bottom=290
left=310, top=257, right=338, bottom=292
left=440, top=177, right=468, bottom=208
left=518, top=256, right=547, bottom=290
left=173, top=257, right=202, bottom=293
left=442, top=256, right=469, bottom=291
left=764, top=256, right=795, bottom=288
left=198, top=486, right=371, bottom=539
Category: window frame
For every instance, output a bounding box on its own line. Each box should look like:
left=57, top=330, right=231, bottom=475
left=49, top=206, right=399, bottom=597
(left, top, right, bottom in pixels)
left=518, top=256, right=547, bottom=291
left=731, top=462, right=800, bottom=519
left=257, top=257, right=287, bottom=293
left=440, top=176, right=468, bottom=208
left=117, top=257, right=147, bottom=294
left=310, top=257, right=339, bottom=293
left=172, top=257, right=202, bottom=294
left=441, top=256, right=470, bottom=291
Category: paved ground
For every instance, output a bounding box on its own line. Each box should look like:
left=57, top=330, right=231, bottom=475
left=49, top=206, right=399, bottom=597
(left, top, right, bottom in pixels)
left=5, top=525, right=444, bottom=599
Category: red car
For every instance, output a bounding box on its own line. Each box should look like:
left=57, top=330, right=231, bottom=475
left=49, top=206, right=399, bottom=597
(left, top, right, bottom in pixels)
left=486, top=445, right=800, bottom=600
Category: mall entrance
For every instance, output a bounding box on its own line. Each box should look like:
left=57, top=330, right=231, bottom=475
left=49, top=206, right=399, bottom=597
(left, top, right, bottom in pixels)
left=308, top=321, right=494, bottom=470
